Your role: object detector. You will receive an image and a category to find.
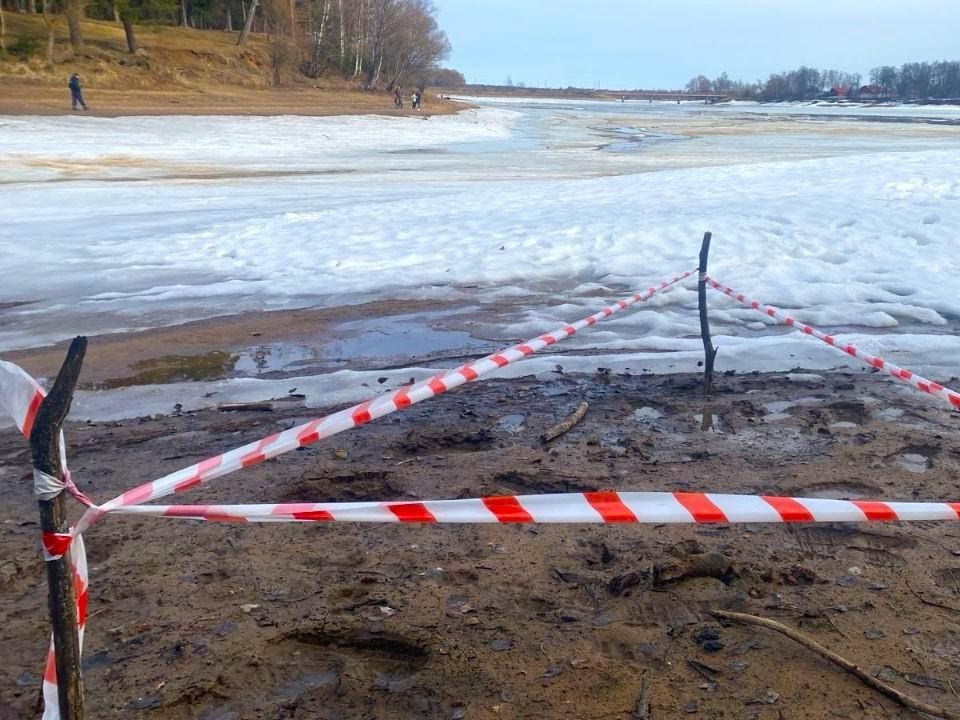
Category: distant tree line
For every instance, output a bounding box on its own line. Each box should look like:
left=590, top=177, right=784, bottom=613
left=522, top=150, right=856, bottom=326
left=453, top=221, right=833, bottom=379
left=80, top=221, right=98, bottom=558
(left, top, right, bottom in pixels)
left=685, top=61, right=960, bottom=101
left=0, top=0, right=462, bottom=88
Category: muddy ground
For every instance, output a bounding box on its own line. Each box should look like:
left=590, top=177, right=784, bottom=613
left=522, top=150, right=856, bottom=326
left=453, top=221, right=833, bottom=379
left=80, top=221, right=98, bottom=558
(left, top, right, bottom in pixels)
left=3, top=370, right=960, bottom=719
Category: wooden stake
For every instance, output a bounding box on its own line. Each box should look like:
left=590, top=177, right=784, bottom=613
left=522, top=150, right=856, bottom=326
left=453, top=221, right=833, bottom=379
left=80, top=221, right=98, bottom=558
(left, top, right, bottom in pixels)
left=697, top=231, right=717, bottom=396
left=30, top=335, right=87, bottom=720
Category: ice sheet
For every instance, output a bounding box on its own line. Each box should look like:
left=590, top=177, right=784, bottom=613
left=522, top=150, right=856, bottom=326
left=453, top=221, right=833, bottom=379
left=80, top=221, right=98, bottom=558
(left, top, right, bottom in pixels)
left=2, top=100, right=960, bottom=415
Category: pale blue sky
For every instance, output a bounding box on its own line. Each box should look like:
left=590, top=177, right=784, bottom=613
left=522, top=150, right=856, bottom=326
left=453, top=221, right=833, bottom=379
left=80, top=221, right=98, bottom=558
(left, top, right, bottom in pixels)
left=435, top=0, right=960, bottom=89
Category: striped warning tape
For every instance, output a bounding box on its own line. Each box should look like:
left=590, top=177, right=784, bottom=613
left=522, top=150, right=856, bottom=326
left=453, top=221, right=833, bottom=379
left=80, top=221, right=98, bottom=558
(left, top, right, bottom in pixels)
left=1, top=270, right=695, bottom=720
left=706, top=277, right=960, bottom=410
left=8, top=268, right=960, bottom=720
left=0, top=361, right=88, bottom=720
left=72, top=269, right=697, bottom=533
left=110, top=491, right=960, bottom=524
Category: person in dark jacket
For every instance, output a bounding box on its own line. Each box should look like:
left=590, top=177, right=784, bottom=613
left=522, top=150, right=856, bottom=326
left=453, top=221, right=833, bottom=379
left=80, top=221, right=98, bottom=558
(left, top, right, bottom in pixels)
left=68, top=73, right=88, bottom=111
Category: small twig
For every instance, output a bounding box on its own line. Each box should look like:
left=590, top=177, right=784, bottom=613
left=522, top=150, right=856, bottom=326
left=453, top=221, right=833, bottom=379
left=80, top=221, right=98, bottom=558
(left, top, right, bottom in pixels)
left=540, top=401, right=588, bottom=443
left=686, top=658, right=719, bottom=683
left=630, top=671, right=651, bottom=719
left=713, top=610, right=959, bottom=720
left=905, top=578, right=960, bottom=615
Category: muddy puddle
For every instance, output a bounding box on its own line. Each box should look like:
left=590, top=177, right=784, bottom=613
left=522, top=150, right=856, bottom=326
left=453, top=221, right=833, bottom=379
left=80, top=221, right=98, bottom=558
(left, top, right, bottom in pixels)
left=87, top=309, right=498, bottom=389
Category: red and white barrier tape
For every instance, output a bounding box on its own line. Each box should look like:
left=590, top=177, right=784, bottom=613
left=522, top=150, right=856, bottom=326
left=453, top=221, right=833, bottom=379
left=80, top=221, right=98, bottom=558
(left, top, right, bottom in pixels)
left=112, top=491, right=960, bottom=525
left=706, top=277, right=960, bottom=410
left=41, top=535, right=88, bottom=720
left=75, top=269, right=696, bottom=531
left=2, top=270, right=695, bottom=719
left=0, top=361, right=88, bottom=720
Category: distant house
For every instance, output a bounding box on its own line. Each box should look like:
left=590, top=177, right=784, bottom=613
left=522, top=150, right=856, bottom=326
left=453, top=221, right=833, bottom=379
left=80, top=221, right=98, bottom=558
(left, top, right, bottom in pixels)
left=828, top=86, right=849, bottom=98
left=858, top=84, right=887, bottom=100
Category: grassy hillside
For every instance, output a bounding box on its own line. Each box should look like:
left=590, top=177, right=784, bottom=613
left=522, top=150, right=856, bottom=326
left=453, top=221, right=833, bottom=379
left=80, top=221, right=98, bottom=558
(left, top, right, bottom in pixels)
left=0, top=13, right=463, bottom=115
left=1, top=12, right=281, bottom=89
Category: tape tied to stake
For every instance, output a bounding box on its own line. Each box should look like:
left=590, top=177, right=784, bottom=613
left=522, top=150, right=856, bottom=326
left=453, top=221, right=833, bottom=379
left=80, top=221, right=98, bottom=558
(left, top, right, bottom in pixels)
left=706, top=276, right=960, bottom=411
left=41, top=531, right=73, bottom=561
left=0, top=269, right=697, bottom=720
left=34, top=469, right=65, bottom=501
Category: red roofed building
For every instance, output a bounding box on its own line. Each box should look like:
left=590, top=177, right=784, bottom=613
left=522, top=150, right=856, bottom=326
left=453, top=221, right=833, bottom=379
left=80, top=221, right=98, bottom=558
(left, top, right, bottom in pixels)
left=859, top=84, right=888, bottom=100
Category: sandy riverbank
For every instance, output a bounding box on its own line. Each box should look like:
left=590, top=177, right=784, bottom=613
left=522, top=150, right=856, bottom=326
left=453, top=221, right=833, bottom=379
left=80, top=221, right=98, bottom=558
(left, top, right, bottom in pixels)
left=3, top=370, right=960, bottom=718
left=0, top=80, right=464, bottom=117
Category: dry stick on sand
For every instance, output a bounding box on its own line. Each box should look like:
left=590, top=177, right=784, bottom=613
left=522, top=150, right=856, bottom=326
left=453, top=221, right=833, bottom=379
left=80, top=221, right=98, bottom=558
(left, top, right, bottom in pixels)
left=540, top=401, right=589, bottom=443
left=712, top=610, right=959, bottom=720
left=629, top=671, right=651, bottom=719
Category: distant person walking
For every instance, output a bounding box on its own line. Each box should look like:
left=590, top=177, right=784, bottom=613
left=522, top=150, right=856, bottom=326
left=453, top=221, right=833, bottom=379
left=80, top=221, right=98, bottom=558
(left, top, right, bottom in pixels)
left=68, top=73, right=88, bottom=111
left=394, top=85, right=403, bottom=110
left=410, top=89, right=419, bottom=111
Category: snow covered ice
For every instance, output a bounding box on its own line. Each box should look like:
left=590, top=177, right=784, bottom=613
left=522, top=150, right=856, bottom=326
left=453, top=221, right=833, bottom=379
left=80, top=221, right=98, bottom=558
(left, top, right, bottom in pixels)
left=2, top=99, right=960, bottom=415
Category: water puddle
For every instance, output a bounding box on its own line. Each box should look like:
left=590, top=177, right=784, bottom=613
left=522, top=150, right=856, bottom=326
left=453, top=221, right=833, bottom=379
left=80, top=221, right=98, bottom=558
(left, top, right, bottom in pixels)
left=877, top=407, right=905, bottom=421
left=694, top=410, right=722, bottom=433
left=596, top=125, right=686, bottom=153
left=235, top=320, right=488, bottom=377
left=761, top=396, right=822, bottom=423
left=97, top=311, right=495, bottom=389
left=894, top=453, right=929, bottom=473
left=633, top=406, right=664, bottom=424
left=91, top=351, right=238, bottom=389
left=498, top=414, right=526, bottom=434
left=762, top=412, right=792, bottom=423
left=276, top=668, right=339, bottom=700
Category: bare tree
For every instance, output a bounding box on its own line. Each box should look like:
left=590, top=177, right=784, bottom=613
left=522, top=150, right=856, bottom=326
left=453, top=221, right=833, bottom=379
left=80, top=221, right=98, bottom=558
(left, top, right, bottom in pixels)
left=383, top=0, right=449, bottom=89
left=262, top=0, right=294, bottom=83
left=0, top=2, right=6, bottom=52
left=65, top=0, right=84, bottom=46
left=352, top=0, right=364, bottom=78
left=337, top=0, right=344, bottom=66
left=237, top=0, right=259, bottom=45
left=118, top=3, right=139, bottom=52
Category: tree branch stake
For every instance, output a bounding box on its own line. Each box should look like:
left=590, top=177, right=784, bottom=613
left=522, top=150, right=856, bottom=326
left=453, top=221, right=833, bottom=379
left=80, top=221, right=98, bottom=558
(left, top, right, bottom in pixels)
left=30, top=335, right=88, bottom=720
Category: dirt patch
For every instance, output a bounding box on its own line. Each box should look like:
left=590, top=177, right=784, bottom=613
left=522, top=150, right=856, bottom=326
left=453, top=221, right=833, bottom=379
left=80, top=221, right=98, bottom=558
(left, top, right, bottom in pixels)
left=3, top=371, right=960, bottom=718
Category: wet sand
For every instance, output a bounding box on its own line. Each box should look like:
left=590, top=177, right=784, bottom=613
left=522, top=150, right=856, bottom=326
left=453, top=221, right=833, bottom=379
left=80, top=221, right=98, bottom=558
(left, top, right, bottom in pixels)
left=5, top=297, right=463, bottom=386
left=3, top=370, right=960, bottom=718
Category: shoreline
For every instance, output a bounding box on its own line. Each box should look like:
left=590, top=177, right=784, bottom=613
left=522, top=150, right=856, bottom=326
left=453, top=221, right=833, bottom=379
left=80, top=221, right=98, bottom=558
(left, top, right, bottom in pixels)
left=0, top=80, right=469, bottom=118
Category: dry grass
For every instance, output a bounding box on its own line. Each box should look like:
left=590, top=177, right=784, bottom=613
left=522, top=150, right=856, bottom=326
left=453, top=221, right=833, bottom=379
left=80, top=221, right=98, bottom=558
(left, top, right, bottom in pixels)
left=0, top=13, right=463, bottom=116
left=2, top=13, right=276, bottom=88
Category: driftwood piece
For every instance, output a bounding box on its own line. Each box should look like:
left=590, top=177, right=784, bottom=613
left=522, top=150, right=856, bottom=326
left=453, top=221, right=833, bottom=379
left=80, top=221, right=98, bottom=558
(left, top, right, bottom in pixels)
left=217, top=401, right=274, bottom=412
left=540, top=401, right=588, bottom=443
left=713, top=609, right=958, bottom=720
left=30, top=335, right=87, bottom=720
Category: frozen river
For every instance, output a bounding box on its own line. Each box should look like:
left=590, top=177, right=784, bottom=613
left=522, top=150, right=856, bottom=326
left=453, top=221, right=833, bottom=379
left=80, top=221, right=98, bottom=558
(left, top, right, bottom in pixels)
left=2, top=97, right=960, bottom=411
